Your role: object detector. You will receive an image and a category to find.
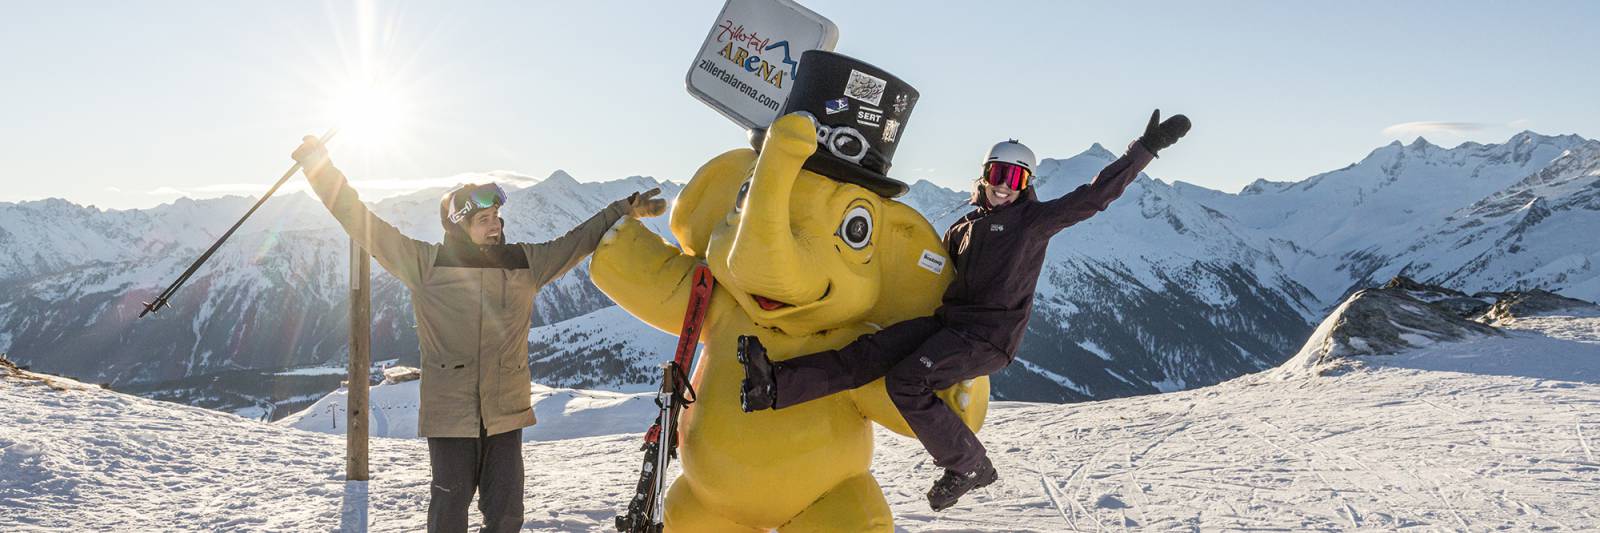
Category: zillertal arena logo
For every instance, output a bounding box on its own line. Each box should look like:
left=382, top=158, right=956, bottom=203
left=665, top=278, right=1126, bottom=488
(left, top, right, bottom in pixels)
left=713, top=19, right=798, bottom=89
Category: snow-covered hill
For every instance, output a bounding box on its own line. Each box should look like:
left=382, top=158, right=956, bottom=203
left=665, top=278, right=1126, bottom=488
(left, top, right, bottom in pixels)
left=4, top=285, right=1597, bottom=531
left=524, top=305, right=679, bottom=393
left=278, top=379, right=660, bottom=442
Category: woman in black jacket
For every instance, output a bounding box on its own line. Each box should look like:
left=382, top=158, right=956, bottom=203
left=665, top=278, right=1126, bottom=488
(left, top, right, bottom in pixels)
left=738, top=110, right=1191, bottom=511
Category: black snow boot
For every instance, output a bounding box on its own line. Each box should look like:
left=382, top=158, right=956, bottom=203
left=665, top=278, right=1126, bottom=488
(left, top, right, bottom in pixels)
left=737, top=335, right=776, bottom=412
left=927, top=456, right=998, bottom=512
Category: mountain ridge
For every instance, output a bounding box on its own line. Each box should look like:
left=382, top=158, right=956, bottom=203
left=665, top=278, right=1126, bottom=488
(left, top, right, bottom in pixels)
left=2, top=130, right=1594, bottom=409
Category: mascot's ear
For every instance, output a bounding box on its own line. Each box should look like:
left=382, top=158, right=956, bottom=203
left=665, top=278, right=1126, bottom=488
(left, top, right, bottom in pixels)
left=863, top=200, right=953, bottom=326
left=669, top=148, right=757, bottom=257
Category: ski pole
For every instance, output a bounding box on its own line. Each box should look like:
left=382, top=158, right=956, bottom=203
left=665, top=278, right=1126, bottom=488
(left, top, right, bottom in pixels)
left=138, top=127, right=340, bottom=318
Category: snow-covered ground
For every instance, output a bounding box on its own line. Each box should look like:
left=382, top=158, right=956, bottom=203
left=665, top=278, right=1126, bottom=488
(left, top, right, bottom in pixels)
left=3, top=310, right=1597, bottom=531
left=279, top=381, right=660, bottom=442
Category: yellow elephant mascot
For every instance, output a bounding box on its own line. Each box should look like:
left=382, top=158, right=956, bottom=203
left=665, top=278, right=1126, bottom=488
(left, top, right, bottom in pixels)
left=591, top=51, right=990, bottom=532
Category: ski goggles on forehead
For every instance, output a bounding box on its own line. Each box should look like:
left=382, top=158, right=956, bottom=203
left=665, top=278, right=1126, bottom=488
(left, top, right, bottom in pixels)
left=982, top=162, right=1031, bottom=190
left=448, top=183, right=507, bottom=223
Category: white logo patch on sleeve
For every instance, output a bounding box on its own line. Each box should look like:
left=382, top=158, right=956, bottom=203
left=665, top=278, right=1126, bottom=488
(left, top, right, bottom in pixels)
left=918, top=250, right=947, bottom=274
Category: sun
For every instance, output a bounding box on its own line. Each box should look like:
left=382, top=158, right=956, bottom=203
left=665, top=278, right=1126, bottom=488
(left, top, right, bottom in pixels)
left=322, top=79, right=413, bottom=153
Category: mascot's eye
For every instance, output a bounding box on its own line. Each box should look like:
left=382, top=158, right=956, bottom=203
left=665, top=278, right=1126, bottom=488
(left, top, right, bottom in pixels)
left=838, top=206, right=873, bottom=250
left=735, top=181, right=751, bottom=212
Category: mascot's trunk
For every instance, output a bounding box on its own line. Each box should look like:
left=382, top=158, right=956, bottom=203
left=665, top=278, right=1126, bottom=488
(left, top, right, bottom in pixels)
left=727, top=163, right=828, bottom=306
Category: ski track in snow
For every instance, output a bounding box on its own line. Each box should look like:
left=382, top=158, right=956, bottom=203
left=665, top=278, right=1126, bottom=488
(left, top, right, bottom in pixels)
left=2, top=315, right=1598, bottom=531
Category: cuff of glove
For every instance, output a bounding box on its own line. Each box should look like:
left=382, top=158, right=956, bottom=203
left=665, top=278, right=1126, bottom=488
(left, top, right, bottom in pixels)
left=1135, top=137, right=1163, bottom=158
left=295, top=151, right=335, bottom=175
left=610, top=198, right=634, bottom=219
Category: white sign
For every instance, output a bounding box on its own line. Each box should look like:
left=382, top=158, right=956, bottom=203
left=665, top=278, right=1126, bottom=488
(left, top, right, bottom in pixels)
left=686, top=0, right=838, bottom=131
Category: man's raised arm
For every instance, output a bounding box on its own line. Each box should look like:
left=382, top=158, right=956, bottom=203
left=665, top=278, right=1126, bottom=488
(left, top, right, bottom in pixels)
left=293, top=136, right=433, bottom=288
left=523, top=187, right=668, bottom=286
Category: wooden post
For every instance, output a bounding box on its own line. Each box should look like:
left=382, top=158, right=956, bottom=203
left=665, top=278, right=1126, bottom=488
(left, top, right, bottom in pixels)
left=347, top=238, right=371, bottom=481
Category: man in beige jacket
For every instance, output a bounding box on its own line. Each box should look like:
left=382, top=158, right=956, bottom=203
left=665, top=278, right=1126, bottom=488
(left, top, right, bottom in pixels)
left=292, top=136, right=666, bottom=532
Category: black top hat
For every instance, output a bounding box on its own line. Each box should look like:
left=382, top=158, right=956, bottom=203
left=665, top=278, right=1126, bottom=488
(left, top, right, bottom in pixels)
left=771, top=50, right=919, bottom=198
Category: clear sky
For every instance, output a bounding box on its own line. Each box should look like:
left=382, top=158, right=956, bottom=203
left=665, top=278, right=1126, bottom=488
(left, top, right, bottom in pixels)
left=3, top=1, right=1597, bottom=210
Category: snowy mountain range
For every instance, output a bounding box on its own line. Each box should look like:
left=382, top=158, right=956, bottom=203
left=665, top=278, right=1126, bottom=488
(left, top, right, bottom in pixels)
left=1180, top=131, right=1597, bottom=301
left=0, top=171, right=677, bottom=408
left=2, top=131, right=1597, bottom=413
left=3, top=279, right=1596, bottom=531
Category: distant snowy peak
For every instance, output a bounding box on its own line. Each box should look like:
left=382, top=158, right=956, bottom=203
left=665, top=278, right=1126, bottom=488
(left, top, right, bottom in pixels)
left=541, top=169, right=579, bottom=186
left=1238, top=178, right=1297, bottom=195
left=1362, top=138, right=1600, bottom=299
left=1160, top=130, right=1599, bottom=305
left=1474, top=139, right=1600, bottom=211
left=1504, top=130, right=1588, bottom=153
left=525, top=171, right=672, bottom=202
left=0, top=191, right=336, bottom=283
left=904, top=178, right=962, bottom=200
left=1364, top=130, right=1584, bottom=163
left=1032, top=142, right=1122, bottom=190
left=1280, top=130, right=1586, bottom=199
left=1074, top=142, right=1117, bottom=161
left=898, top=180, right=968, bottom=226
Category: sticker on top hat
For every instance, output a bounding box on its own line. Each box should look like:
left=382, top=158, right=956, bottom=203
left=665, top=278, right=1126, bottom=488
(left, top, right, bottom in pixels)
left=892, top=93, right=911, bottom=115
left=824, top=97, right=849, bottom=115
left=856, top=106, right=883, bottom=128
left=882, top=118, right=901, bottom=144
left=844, top=69, right=887, bottom=106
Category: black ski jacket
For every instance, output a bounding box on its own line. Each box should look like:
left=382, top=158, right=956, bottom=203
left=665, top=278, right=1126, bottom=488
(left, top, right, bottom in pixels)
left=935, top=141, right=1155, bottom=356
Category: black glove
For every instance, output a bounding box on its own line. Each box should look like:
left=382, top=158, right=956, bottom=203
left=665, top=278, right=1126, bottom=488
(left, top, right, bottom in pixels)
left=1137, top=109, right=1191, bottom=156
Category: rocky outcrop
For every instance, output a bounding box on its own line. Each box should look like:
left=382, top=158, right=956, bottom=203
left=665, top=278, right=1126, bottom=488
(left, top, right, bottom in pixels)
left=1382, top=276, right=1493, bottom=318
left=1482, top=290, right=1599, bottom=322
left=1289, top=286, right=1502, bottom=371
left=1283, top=276, right=1600, bottom=376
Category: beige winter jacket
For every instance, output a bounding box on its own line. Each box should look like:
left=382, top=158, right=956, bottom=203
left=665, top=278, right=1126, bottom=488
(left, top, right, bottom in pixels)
left=306, top=163, right=628, bottom=438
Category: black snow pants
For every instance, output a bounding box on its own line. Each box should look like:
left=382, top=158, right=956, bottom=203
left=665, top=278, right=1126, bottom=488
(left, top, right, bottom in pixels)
left=772, top=315, right=1010, bottom=474
left=426, top=426, right=523, bottom=533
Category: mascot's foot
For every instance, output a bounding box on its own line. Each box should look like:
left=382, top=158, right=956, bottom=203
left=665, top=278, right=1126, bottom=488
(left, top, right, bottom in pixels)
left=927, top=456, right=998, bottom=512
left=781, top=473, right=894, bottom=532
left=737, top=335, right=776, bottom=412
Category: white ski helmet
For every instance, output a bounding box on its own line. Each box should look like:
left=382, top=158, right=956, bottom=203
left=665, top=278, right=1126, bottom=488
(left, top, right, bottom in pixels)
left=983, top=139, right=1036, bottom=173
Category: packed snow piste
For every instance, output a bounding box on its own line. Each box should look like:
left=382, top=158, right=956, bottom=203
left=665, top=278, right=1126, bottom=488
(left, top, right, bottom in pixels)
left=591, top=113, right=989, bottom=531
